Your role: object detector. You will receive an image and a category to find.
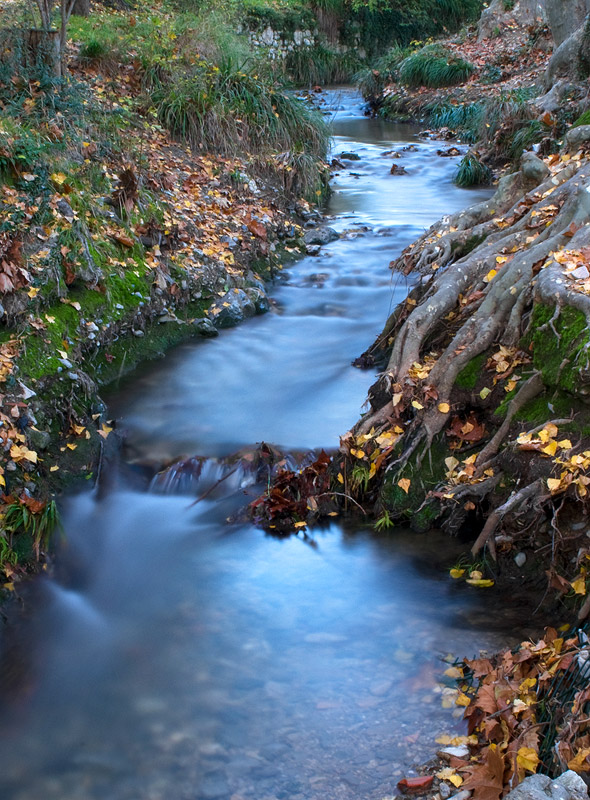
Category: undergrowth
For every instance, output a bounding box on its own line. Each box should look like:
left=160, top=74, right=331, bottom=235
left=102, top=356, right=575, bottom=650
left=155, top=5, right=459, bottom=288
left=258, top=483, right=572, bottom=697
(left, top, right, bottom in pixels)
left=399, top=44, right=474, bottom=89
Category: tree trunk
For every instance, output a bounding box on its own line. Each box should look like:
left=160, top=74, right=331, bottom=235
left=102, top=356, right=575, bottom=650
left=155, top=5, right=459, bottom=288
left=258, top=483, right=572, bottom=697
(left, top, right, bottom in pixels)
left=72, top=0, right=90, bottom=17
left=28, top=28, right=61, bottom=77
left=545, top=0, right=590, bottom=45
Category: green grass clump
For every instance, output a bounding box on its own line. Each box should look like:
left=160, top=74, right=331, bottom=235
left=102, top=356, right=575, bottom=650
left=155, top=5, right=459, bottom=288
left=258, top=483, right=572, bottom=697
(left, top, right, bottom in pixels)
left=285, top=45, right=361, bottom=87
left=572, top=110, right=590, bottom=128
left=454, top=152, right=492, bottom=187
left=399, top=44, right=474, bottom=89
left=152, top=59, right=329, bottom=159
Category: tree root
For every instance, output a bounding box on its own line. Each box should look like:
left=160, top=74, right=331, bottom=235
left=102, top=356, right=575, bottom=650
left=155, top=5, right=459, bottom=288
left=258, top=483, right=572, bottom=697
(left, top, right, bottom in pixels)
left=471, top=479, right=545, bottom=559
left=475, top=372, right=544, bottom=472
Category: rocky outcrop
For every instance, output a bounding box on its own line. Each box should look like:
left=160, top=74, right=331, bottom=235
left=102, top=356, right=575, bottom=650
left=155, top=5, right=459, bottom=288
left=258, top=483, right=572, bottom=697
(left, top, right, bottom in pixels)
left=544, top=16, right=590, bottom=88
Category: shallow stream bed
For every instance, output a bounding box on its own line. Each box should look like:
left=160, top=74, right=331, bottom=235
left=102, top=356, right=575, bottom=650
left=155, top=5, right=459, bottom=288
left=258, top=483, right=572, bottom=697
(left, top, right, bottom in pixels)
left=0, top=90, right=536, bottom=800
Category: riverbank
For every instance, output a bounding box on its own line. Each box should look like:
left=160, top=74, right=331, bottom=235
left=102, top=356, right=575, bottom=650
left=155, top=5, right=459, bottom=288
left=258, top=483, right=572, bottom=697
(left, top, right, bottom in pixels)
left=0, top=1, right=334, bottom=588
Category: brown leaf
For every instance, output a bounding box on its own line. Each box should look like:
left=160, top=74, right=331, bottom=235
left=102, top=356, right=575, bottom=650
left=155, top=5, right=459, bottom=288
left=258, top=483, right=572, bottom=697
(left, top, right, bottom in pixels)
left=462, top=746, right=505, bottom=800
left=247, top=219, right=267, bottom=240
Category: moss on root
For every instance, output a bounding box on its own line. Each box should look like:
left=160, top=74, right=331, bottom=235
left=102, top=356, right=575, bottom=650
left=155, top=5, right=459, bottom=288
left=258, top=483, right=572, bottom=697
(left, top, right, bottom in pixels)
left=528, top=304, right=590, bottom=394
left=455, top=353, right=487, bottom=390
left=380, top=435, right=448, bottom=530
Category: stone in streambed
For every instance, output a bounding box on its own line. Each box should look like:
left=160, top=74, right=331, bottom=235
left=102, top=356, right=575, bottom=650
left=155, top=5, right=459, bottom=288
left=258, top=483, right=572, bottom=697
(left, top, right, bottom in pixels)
left=194, top=318, right=219, bottom=337
left=245, top=287, right=270, bottom=314
left=209, top=289, right=256, bottom=329
left=303, top=227, right=339, bottom=246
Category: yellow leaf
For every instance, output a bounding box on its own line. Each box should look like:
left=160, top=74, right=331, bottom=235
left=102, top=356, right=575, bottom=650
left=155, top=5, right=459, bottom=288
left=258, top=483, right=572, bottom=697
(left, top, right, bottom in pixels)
left=66, top=443, right=77, bottom=451
left=517, top=747, right=539, bottom=773
left=71, top=424, right=85, bottom=435
left=70, top=302, right=81, bottom=311
left=465, top=578, right=495, bottom=587
left=9, top=445, right=37, bottom=463
left=438, top=402, right=450, bottom=413
left=449, top=775, right=463, bottom=787
left=398, top=478, right=411, bottom=494
left=392, top=392, right=403, bottom=406
left=496, top=256, right=508, bottom=264
left=98, top=423, right=112, bottom=440
left=27, top=287, right=39, bottom=298
left=449, top=568, right=465, bottom=579
left=571, top=577, right=586, bottom=595
left=455, top=693, right=471, bottom=707
left=411, top=400, right=424, bottom=410
left=3, top=582, right=14, bottom=591
left=469, top=570, right=483, bottom=580
left=45, top=315, right=55, bottom=323
left=444, top=666, right=464, bottom=679
left=294, top=521, right=307, bottom=528
left=50, top=465, right=59, bottom=472
left=547, top=478, right=562, bottom=493
left=50, top=172, right=67, bottom=185
left=337, top=472, right=344, bottom=484
left=542, top=440, right=558, bottom=456
left=445, top=457, right=459, bottom=471
left=568, top=748, right=590, bottom=773
left=480, top=387, right=491, bottom=399
left=483, top=269, right=497, bottom=283
left=557, top=439, right=573, bottom=450
left=0, top=474, right=4, bottom=488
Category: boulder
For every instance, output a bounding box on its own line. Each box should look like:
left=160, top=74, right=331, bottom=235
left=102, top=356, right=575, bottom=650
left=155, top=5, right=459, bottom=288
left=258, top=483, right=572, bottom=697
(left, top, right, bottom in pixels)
left=564, top=124, right=590, bottom=151
left=209, top=289, right=256, bottom=329
left=535, top=80, right=568, bottom=114
left=504, top=772, right=589, bottom=800
left=520, top=152, right=551, bottom=190
left=303, top=227, right=339, bottom=246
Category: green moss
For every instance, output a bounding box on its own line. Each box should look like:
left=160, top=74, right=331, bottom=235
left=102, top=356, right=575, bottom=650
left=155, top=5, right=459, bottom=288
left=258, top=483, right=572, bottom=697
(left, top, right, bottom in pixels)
left=455, top=352, right=487, bottom=390
left=528, top=303, right=590, bottom=394
left=380, top=435, right=447, bottom=529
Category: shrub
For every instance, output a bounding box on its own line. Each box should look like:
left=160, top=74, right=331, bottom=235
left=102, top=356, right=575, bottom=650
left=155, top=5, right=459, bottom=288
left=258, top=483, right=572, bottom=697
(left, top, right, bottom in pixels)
left=454, top=152, right=492, bottom=187
left=399, top=44, right=474, bottom=88
left=572, top=110, right=590, bottom=128
left=285, top=45, right=361, bottom=87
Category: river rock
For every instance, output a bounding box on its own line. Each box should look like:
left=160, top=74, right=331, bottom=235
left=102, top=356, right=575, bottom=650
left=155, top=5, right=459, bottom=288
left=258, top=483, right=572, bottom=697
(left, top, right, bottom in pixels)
left=390, top=163, right=408, bottom=175
left=306, top=244, right=321, bottom=256
left=245, top=286, right=270, bottom=314
left=210, top=289, right=256, bottom=328
left=303, top=227, right=339, bottom=246
left=438, top=745, right=470, bottom=761
left=193, top=318, right=219, bottom=337
left=504, top=771, right=589, bottom=800
left=340, top=151, right=361, bottom=160
left=440, top=783, right=452, bottom=799
left=28, top=429, right=51, bottom=450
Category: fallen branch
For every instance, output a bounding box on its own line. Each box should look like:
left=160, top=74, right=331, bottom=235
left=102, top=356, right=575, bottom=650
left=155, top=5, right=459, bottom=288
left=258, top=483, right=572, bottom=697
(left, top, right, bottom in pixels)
left=471, top=478, right=544, bottom=558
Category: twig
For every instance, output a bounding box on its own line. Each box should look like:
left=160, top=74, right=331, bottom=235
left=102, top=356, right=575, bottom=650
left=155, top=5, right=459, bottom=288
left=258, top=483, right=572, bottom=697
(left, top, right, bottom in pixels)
left=316, top=491, right=367, bottom=515
left=185, top=466, right=239, bottom=508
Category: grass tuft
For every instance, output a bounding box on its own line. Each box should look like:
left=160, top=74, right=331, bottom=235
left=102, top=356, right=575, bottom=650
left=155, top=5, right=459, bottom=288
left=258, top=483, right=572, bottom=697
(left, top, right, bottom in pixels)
left=399, top=44, right=474, bottom=89
left=454, top=152, right=492, bottom=187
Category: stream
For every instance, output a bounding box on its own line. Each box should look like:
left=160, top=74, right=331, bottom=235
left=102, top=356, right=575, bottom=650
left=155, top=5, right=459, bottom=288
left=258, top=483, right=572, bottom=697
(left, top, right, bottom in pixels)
left=0, top=90, right=537, bottom=800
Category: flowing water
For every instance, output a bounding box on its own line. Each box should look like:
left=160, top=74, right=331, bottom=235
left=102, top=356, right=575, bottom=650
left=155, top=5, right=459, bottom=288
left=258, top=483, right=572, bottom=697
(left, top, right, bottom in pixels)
left=0, top=90, right=537, bottom=800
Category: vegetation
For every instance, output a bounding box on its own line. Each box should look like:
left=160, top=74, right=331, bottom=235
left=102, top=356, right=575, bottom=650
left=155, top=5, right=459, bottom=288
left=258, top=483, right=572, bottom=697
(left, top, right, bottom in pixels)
left=453, top=152, right=492, bottom=187
left=398, top=44, right=475, bottom=88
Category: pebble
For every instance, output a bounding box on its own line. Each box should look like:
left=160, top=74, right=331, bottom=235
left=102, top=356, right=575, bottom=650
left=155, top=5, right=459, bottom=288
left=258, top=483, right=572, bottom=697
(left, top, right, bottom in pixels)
left=440, top=783, right=451, bottom=799
left=514, top=552, right=526, bottom=567
left=438, top=745, right=470, bottom=761
left=451, top=790, right=473, bottom=800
